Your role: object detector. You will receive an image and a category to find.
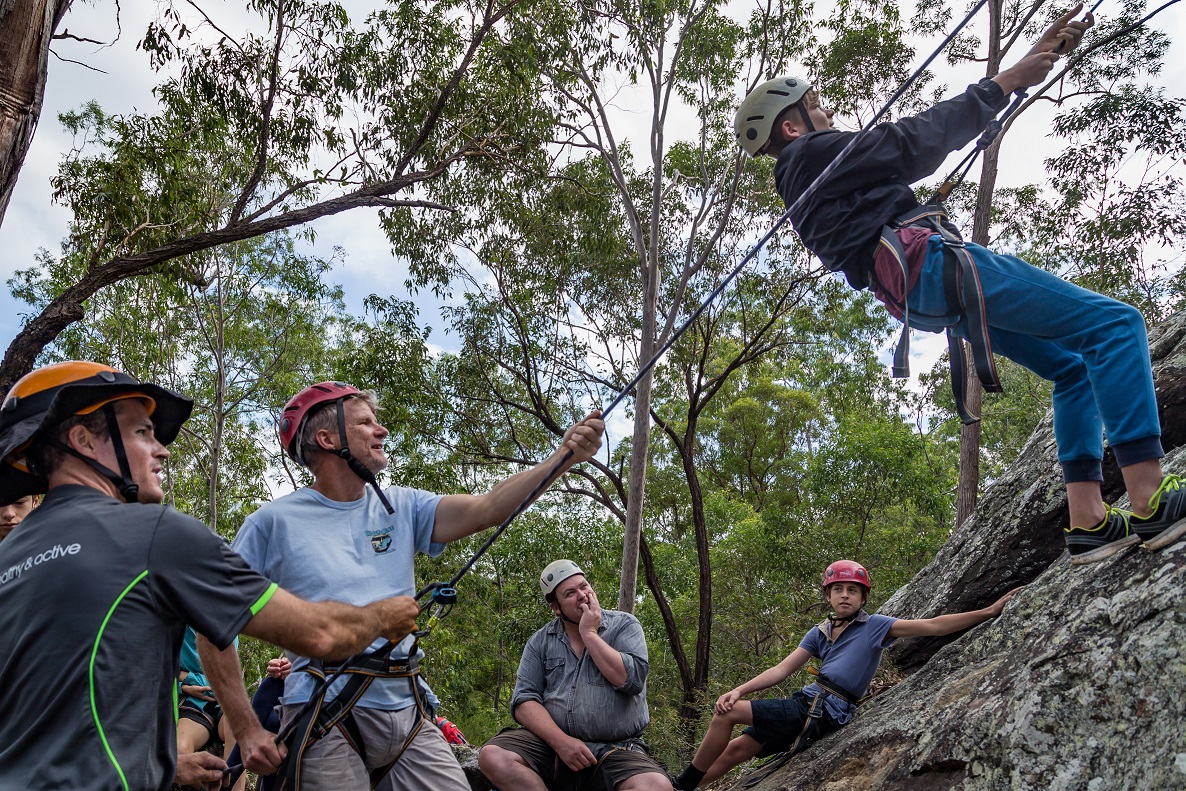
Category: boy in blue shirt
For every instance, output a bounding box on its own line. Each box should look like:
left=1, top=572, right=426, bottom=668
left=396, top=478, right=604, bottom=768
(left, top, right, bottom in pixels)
left=733, top=5, right=1186, bottom=563
left=671, top=561, right=1018, bottom=790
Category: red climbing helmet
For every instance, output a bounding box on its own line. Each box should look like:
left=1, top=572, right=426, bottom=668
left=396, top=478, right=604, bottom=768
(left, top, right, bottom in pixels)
left=278, top=381, right=362, bottom=466
left=822, top=560, right=871, bottom=592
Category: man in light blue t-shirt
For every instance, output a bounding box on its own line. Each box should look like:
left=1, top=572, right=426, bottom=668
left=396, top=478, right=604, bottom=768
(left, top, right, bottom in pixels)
left=671, top=561, right=1021, bottom=791
left=203, top=381, right=604, bottom=791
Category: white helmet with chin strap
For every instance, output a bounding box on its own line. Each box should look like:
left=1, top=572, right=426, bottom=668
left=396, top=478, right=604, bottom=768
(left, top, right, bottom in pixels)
left=540, top=559, right=585, bottom=597
left=734, top=75, right=816, bottom=157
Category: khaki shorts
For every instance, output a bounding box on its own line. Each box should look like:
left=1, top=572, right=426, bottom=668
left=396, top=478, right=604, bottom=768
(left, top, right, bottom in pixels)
left=279, top=704, right=469, bottom=791
left=483, top=727, right=667, bottom=791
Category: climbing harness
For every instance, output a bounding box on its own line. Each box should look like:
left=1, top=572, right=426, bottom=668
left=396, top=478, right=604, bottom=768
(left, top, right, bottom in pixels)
left=279, top=650, right=428, bottom=790
left=737, top=669, right=862, bottom=788
left=876, top=203, right=1000, bottom=424
left=267, top=583, right=457, bottom=790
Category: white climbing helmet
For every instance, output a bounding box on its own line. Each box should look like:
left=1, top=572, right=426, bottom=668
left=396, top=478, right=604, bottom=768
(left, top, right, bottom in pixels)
left=540, top=559, right=585, bottom=596
left=734, top=75, right=814, bottom=157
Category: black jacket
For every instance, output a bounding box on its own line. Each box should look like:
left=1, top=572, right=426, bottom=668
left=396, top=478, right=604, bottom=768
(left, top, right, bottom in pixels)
left=775, top=78, right=1009, bottom=289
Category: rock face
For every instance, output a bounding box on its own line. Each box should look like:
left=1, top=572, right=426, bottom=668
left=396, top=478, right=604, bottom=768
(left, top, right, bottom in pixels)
left=732, top=310, right=1186, bottom=790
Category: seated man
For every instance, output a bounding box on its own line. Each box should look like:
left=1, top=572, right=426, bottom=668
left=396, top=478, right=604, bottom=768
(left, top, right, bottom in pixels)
left=0, top=361, right=420, bottom=791
left=479, top=561, right=671, bottom=791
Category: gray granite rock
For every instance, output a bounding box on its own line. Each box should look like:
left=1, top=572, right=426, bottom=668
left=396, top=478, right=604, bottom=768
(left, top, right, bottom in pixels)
left=731, top=309, right=1186, bottom=789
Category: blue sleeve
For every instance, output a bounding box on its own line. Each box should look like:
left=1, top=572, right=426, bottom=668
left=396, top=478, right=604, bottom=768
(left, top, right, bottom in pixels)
left=392, top=486, right=445, bottom=558
left=867, top=614, right=898, bottom=648
left=798, top=627, right=821, bottom=656
left=232, top=513, right=271, bottom=574
left=179, top=626, right=202, bottom=674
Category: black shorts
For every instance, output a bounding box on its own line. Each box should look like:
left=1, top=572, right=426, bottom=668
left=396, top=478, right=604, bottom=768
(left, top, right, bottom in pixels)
left=179, top=697, right=224, bottom=738
left=484, top=728, right=666, bottom=791
left=742, top=691, right=841, bottom=758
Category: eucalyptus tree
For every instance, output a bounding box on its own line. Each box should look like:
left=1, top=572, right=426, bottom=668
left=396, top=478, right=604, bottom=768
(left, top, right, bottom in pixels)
left=373, top=0, right=952, bottom=742
left=9, top=229, right=344, bottom=535
left=0, top=0, right=561, bottom=392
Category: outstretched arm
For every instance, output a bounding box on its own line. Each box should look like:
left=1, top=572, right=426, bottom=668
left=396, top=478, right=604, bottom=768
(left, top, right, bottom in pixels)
left=197, top=637, right=286, bottom=777
left=715, top=647, right=813, bottom=714
left=431, top=412, right=605, bottom=544
left=241, top=587, right=419, bottom=660
left=889, top=586, right=1023, bottom=638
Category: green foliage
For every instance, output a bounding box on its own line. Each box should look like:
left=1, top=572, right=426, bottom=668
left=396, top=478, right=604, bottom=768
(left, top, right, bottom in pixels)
left=9, top=230, right=345, bottom=535
left=12, top=0, right=1184, bottom=774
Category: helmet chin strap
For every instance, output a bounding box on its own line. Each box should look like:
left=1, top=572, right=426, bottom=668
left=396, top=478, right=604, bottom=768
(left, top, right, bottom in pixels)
left=334, top=400, right=395, bottom=514
left=797, top=100, right=817, bottom=133
left=49, top=404, right=140, bottom=503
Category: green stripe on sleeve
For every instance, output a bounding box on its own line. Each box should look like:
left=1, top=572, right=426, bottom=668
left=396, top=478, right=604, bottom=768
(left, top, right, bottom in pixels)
left=250, top=582, right=280, bottom=616
left=90, top=570, right=148, bottom=791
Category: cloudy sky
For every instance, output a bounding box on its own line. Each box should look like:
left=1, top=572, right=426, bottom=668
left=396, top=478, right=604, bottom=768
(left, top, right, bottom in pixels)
left=2, top=0, right=1183, bottom=382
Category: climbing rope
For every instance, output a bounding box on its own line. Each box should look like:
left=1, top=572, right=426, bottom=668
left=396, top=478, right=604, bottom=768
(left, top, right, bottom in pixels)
left=267, top=2, right=999, bottom=756
left=262, top=0, right=1186, bottom=775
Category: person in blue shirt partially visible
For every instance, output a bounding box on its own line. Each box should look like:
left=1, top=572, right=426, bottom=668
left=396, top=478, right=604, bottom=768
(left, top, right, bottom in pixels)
left=671, top=561, right=1019, bottom=790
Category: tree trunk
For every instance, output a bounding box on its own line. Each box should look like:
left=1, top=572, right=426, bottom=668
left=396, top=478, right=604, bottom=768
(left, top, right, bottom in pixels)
left=0, top=0, right=72, bottom=226
left=617, top=255, right=658, bottom=612
left=674, top=421, right=713, bottom=742
left=955, top=0, right=1004, bottom=526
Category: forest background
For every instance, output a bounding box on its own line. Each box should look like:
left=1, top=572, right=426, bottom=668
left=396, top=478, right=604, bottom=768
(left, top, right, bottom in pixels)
left=1, top=0, right=1185, bottom=771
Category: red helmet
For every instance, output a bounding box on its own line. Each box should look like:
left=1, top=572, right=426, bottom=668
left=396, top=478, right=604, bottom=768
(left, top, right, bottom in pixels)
left=278, top=381, right=362, bottom=466
left=822, top=560, right=871, bottom=592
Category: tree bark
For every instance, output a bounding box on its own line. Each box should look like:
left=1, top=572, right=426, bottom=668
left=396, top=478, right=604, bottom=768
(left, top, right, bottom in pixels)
left=955, top=0, right=1004, bottom=526
left=0, top=0, right=72, bottom=226
left=617, top=257, right=657, bottom=613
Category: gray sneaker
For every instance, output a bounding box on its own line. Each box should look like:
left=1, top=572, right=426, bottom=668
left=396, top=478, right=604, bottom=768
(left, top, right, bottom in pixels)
left=1064, top=505, right=1140, bottom=565
left=1132, top=474, right=1186, bottom=551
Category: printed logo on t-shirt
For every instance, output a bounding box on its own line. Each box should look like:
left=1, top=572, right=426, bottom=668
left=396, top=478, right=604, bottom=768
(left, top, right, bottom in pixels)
left=0, top=542, right=82, bottom=587
left=368, top=528, right=393, bottom=554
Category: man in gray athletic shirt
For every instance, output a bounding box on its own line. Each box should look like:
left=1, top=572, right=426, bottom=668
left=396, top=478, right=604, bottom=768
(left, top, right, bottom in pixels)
left=0, top=361, right=420, bottom=791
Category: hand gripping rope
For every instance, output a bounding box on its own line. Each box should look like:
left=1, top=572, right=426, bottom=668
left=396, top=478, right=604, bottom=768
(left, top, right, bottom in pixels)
left=932, top=0, right=1107, bottom=206
left=250, top=0, right=1185, bottom=783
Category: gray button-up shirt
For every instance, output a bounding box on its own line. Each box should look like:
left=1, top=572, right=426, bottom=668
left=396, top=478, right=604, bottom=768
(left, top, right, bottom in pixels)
left=510, top=609, right=650, bottom=744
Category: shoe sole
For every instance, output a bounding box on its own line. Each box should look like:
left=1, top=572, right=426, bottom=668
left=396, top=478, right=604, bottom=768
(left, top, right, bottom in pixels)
left=1069, top=534, right=1141, bottom=565
left=1140, top=517, right=1186, bottom=551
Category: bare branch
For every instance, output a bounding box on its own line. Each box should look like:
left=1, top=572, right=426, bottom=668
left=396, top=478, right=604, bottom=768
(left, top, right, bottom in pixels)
left=48, top=50, right=108, bottom=74
left=52, top=30, right=109, bottom=45
left=230, top=0, right=286, bottom=224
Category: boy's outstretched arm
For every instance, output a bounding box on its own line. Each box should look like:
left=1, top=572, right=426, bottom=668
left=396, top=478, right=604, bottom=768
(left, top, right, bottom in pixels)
left=888, top=586, right=1024, bottom=638
left=715, top=647, right=813, bottom=714
left=994, top=4, right=1093, bottom=93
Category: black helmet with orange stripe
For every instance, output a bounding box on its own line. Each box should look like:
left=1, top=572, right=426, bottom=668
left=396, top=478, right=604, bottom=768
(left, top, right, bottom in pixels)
left=0, top=361, right=192, bottom=502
